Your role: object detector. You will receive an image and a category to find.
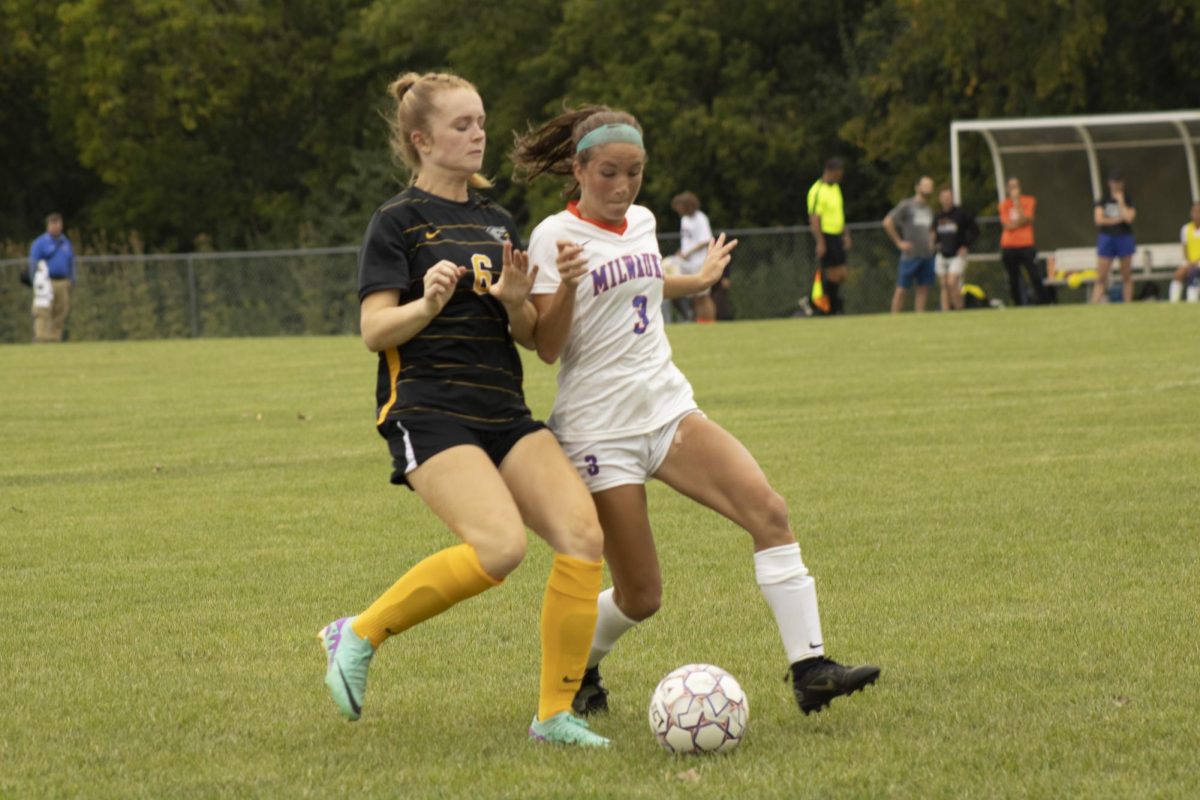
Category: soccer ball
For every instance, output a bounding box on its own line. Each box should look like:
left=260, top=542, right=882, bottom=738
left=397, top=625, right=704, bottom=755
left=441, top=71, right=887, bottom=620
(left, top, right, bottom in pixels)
left=648, top=663, right=748, bottom=754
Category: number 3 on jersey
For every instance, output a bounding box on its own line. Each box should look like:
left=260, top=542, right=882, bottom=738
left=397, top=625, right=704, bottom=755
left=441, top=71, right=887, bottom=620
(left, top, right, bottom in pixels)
left=470, top=254, right=493, bottom=294
left=632, top=294, right=649, bottom=334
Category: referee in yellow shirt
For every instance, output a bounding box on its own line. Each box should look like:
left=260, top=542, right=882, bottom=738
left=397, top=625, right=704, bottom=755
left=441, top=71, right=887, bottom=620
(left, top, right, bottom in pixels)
left=807, top=158, right=851, bottom=314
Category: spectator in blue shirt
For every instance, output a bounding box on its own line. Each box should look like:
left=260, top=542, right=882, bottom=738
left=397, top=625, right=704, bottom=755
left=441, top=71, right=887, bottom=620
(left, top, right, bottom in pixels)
left=28, top=213, right=75, bottom=342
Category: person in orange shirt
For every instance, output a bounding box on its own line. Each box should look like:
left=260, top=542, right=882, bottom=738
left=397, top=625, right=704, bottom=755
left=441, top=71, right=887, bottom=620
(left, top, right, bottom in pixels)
left=998, top=177, right=1046, bottom=306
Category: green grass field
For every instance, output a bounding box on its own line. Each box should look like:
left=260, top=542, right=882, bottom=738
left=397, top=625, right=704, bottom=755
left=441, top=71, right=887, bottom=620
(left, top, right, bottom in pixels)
left=2, top=305, right=1198, bottom=799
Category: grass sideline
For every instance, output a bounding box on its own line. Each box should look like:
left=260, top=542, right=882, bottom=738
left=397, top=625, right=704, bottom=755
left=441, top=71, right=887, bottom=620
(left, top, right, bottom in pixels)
left=1, top=304, right=1198, bottom=799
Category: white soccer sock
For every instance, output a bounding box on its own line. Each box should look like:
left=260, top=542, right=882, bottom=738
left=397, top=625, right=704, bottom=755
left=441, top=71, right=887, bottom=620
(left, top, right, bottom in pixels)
left=587, top=587, right=638, bottom=668
left=1188, top=284, right=1200, bottom=303
left=754, top=543, right=825, bottom=664
left=1169, top=280, right=1183, bottom=303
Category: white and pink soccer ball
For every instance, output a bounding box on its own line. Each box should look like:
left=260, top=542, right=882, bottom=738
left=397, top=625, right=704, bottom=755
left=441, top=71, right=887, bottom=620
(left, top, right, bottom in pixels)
left=648, top=663, right=749, bottom=754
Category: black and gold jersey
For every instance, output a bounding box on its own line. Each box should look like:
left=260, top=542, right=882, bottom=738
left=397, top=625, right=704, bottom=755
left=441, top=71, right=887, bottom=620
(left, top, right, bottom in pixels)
left=358, top=186, right=532, bottom=429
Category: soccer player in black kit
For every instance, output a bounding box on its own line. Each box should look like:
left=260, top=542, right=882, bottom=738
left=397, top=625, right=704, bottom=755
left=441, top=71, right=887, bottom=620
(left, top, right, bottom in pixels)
left=933, top=184, right=979, bottom=311
left=316, top=71, right=611, bottom=747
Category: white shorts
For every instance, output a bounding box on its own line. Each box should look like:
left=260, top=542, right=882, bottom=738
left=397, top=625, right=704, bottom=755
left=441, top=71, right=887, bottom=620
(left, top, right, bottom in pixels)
left=558, top=409, right=703, bottom=493
left=935, top=254, right=966, bottom=277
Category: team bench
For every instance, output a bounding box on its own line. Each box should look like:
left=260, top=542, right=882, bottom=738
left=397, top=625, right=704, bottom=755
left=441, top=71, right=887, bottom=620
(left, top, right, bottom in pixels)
left=1044, top=243, right=1182, bottom=287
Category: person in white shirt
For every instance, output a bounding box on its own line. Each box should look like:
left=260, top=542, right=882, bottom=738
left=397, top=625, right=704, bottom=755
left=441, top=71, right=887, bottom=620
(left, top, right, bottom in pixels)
left=671, top=191, right=715, bottom=322
left=512, top=104, right=880, bottom=720
left=31, top=259, right=55, bottom=343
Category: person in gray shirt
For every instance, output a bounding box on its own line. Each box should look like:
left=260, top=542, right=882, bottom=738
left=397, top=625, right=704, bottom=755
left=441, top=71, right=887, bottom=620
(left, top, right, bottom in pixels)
left=883, top=176, right=936, bottom=313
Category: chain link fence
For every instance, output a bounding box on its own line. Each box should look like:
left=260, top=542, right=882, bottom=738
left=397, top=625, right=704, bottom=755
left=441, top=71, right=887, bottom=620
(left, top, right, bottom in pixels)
left=662, top=218, right=1014, bottom=320
left=0, top=247, right=361, bottom=344
left=2, top=218, right=1058, bottom=344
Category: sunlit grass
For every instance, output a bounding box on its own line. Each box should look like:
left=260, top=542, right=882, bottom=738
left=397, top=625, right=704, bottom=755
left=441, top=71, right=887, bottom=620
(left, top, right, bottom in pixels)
left=1, top=304, right=1197, bottom=798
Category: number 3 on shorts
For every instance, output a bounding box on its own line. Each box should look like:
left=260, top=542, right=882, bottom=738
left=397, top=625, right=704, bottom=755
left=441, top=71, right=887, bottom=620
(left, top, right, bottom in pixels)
left=583, top=455, right=599, bottom=476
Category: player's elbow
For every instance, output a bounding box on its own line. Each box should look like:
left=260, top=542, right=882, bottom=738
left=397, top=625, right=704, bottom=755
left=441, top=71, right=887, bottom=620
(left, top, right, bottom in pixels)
left=511, top=330, right=536, bottom=351
left=536, top=342, right=561, bottom=364
left=361, top=326, right=386, bottom=353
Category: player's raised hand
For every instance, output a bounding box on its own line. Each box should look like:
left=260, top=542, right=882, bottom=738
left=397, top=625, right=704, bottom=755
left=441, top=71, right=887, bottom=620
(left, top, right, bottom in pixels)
left=698, top=233, right=738, bottom=288
left=555, top=240, right=590, bottom=289
left=422, top=260, right=466, bottom=316
left=490, top=240, right=539, bottom=309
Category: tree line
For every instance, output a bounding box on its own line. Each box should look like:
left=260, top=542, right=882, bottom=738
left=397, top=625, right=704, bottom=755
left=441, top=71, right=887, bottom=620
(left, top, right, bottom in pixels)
left=3, top=0, right=1197, bottom=254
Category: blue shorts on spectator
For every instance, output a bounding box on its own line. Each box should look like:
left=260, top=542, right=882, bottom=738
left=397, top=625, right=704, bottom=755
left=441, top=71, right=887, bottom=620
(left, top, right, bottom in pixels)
left=898, top=256, right=936, bottom=289
left=1097, top=233, right=1135, bottom=258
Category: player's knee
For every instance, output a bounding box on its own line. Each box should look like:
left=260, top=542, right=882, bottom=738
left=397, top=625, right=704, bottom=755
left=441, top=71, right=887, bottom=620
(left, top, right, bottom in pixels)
left=618, top=583, right=662, bottom=621
left=554, top=506, right=604, bottom=562
left=473, top=525, right=528, bottom=578
left=747, top=487, right=792, bottom=545
left=761, top=487, right=791, bottom=530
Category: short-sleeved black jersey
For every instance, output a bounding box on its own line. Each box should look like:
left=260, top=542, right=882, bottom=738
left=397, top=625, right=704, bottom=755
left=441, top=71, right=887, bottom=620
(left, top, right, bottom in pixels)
left=358, top=186, right=532, bottom=430
left=1096, top=192, right=1135, bottom=235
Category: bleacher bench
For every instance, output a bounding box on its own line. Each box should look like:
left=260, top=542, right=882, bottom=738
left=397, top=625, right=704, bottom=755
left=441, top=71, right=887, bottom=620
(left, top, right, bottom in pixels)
left=1044, top=243, right=1182, bottom=286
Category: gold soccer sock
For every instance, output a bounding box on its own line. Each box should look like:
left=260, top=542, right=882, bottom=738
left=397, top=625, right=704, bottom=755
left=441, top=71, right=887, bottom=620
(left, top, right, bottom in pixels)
left=351, top=543, right=501, bottom=648
left=537, top=553, right=603, bottom=721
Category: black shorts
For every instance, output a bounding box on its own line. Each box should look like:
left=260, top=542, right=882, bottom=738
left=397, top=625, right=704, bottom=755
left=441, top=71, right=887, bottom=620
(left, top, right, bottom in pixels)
left=382, top=413, right=546, bottom=488
left=819, top=233, right=846, bottom=268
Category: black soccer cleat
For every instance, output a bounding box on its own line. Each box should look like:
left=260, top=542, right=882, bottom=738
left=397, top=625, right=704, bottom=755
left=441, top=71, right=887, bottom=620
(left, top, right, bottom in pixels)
left=571, top=665, right=609, bottom=716
left=789, top=656, right=881, bottom=715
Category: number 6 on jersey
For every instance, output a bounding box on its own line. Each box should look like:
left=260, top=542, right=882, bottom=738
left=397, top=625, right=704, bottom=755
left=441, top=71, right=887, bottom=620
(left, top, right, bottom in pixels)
left=471, top=254, right=493, bottom=294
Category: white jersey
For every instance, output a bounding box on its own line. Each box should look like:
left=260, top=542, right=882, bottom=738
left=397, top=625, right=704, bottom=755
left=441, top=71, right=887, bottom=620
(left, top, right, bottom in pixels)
left=529, top=203, right=696, bottom=441
left=679, top=210, right=712, bottom=273
left=32, top=260, right=53, bottom=310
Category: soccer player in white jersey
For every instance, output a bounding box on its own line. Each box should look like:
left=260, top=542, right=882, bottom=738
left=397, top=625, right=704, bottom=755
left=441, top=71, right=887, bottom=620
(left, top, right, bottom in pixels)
left=512, top=106, right=880, bottom=717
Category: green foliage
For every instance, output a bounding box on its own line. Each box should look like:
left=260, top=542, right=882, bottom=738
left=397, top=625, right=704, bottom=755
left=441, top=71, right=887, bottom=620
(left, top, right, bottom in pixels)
left=843, top=0, right=1200, bottom=209
left=0, top=1, right=102, bottom=236
left=3, top=0, right=1198, bottom=249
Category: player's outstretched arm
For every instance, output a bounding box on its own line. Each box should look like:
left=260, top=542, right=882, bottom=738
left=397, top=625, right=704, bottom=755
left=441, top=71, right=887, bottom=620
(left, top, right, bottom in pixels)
left=490, top=241, right=540, bottom=349
left=664, top=234, right=737, bottom=299
left=530, top=240, right=588, bottom=363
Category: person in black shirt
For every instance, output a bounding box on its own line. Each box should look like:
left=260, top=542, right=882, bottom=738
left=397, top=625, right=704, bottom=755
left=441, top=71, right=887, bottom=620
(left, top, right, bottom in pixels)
left=317, top=71, right=610, bottom=748
left=1091, top=171, right=1138, bottom=304
left=933, top=185, right=979, bottom=311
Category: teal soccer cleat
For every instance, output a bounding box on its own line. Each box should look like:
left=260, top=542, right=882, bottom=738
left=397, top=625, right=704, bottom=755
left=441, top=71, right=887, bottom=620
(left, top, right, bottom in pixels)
left=317, top=616, right=374, bottom=721
left=528, top=711, right=611, bottom=747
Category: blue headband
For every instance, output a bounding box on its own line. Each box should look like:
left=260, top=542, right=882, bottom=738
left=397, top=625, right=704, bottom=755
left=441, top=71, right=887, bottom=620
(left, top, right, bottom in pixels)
left=576, top=123, right=644, bottom=153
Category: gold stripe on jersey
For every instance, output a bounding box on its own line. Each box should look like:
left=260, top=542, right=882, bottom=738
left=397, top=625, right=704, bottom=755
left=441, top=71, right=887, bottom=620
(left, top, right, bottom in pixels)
left=420, top=334, right=509, bottom=343
left=423, top=362, right=520, bottom=379
left=388, top=405, right=521, bottom=424
left=376, top=348, right=402, bottom=426
left=380, top=197, right=515, bottom=221
left=379, top=197, right=437, bottom=212
left=396, top=377, right=524, bottom=399
left=413, top=239, right=510, bottom=251
left=402, top=222, right=504, bottom=235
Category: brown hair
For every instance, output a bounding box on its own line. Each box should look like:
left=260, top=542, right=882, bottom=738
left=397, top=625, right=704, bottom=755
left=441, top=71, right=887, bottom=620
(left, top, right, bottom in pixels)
left=671, top=191, right=700, bottom=216
left=386, top=71, right=491, bottom=189
left=46, top=212, right=63, bottom=225
left=511, top=105, right=643, bottom=197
